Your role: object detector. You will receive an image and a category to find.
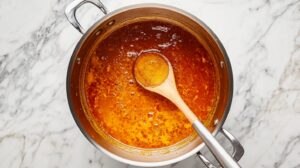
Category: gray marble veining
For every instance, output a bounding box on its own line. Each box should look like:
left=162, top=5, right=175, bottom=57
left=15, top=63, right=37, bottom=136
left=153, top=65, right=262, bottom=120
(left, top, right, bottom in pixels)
left=0, top=0, right=299, bottom=167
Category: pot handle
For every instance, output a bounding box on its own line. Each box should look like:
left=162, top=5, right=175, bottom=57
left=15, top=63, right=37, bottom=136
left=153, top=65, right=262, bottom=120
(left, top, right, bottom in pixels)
left=197, top=128, right=244, bottom=168
left=65, top=0, right=108, bottom=34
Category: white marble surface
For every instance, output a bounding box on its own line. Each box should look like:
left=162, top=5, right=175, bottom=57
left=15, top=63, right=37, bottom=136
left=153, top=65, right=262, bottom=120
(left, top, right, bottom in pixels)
left=0, top=0, right=300, bottom=167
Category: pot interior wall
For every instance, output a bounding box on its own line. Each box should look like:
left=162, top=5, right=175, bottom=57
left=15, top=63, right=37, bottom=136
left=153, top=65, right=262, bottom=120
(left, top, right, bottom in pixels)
left=67, top=5, right=232, bottom=163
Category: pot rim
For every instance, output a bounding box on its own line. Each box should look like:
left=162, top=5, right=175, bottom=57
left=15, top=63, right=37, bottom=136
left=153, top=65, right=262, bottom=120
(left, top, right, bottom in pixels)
left=66, top=3, right=233, bottom=167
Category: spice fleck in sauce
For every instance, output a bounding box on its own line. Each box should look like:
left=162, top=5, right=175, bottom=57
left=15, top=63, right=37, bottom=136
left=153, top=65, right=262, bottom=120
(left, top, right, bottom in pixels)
left=84, top=21, right=219, bottom=148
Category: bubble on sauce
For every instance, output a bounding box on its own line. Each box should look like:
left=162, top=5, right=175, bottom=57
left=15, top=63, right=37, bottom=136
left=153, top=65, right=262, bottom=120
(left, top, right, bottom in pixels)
left=155, top=33, right=161, bottom=39
left=76, top=57, right=81, bottom=64
left=158, top=42, right=172, bottom=49
left=130, top=44, right=134, bottom=47
left=101, top=56, right=107, bottom=60
left=171, top=33, right=178, bottom=41
left=220, top=61, right=225, bottom=68
left=152, top=25, right=170, bottom=32
left=128, top=79, right=135, bottom=84
left=127, top=51, right=138, bottom=58
left=202, top=57, right=207, bottom=63
left=148, top=111, right=154, bottom=118
left=172, top=41, right=177, bottom=47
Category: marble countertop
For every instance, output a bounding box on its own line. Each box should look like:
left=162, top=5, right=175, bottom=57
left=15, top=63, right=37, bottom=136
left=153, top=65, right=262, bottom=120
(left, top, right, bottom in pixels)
left=1, top=0, right=299, bottom=167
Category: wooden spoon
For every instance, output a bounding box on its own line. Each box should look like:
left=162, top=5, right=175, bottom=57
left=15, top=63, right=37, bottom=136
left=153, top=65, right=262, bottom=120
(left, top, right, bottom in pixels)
left=134, top=51, right=241, bottom=168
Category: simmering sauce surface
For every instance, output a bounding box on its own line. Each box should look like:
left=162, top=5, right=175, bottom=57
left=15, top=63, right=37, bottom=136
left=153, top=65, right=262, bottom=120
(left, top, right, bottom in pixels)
left=84, top=20, right=219, bottom=148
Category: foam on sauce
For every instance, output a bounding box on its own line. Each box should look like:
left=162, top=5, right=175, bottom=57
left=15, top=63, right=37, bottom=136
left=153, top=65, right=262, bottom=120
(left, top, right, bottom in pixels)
left=84, top=20, right=219, bottom=148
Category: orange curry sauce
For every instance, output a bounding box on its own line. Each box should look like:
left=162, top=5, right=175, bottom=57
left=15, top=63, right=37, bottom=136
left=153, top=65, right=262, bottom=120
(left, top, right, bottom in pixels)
left=84, top=21, right=219, bottom=148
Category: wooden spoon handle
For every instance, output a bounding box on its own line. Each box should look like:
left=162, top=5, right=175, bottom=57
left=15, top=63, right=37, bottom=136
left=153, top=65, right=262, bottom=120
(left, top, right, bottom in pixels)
left=170, top=92, right=198, bottom=123
left=150, top=78, right=198, bottom=123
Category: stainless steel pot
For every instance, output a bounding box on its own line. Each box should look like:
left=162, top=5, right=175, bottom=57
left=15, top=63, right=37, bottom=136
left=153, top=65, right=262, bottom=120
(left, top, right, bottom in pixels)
left=65, top=0, right=244, bottom=167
